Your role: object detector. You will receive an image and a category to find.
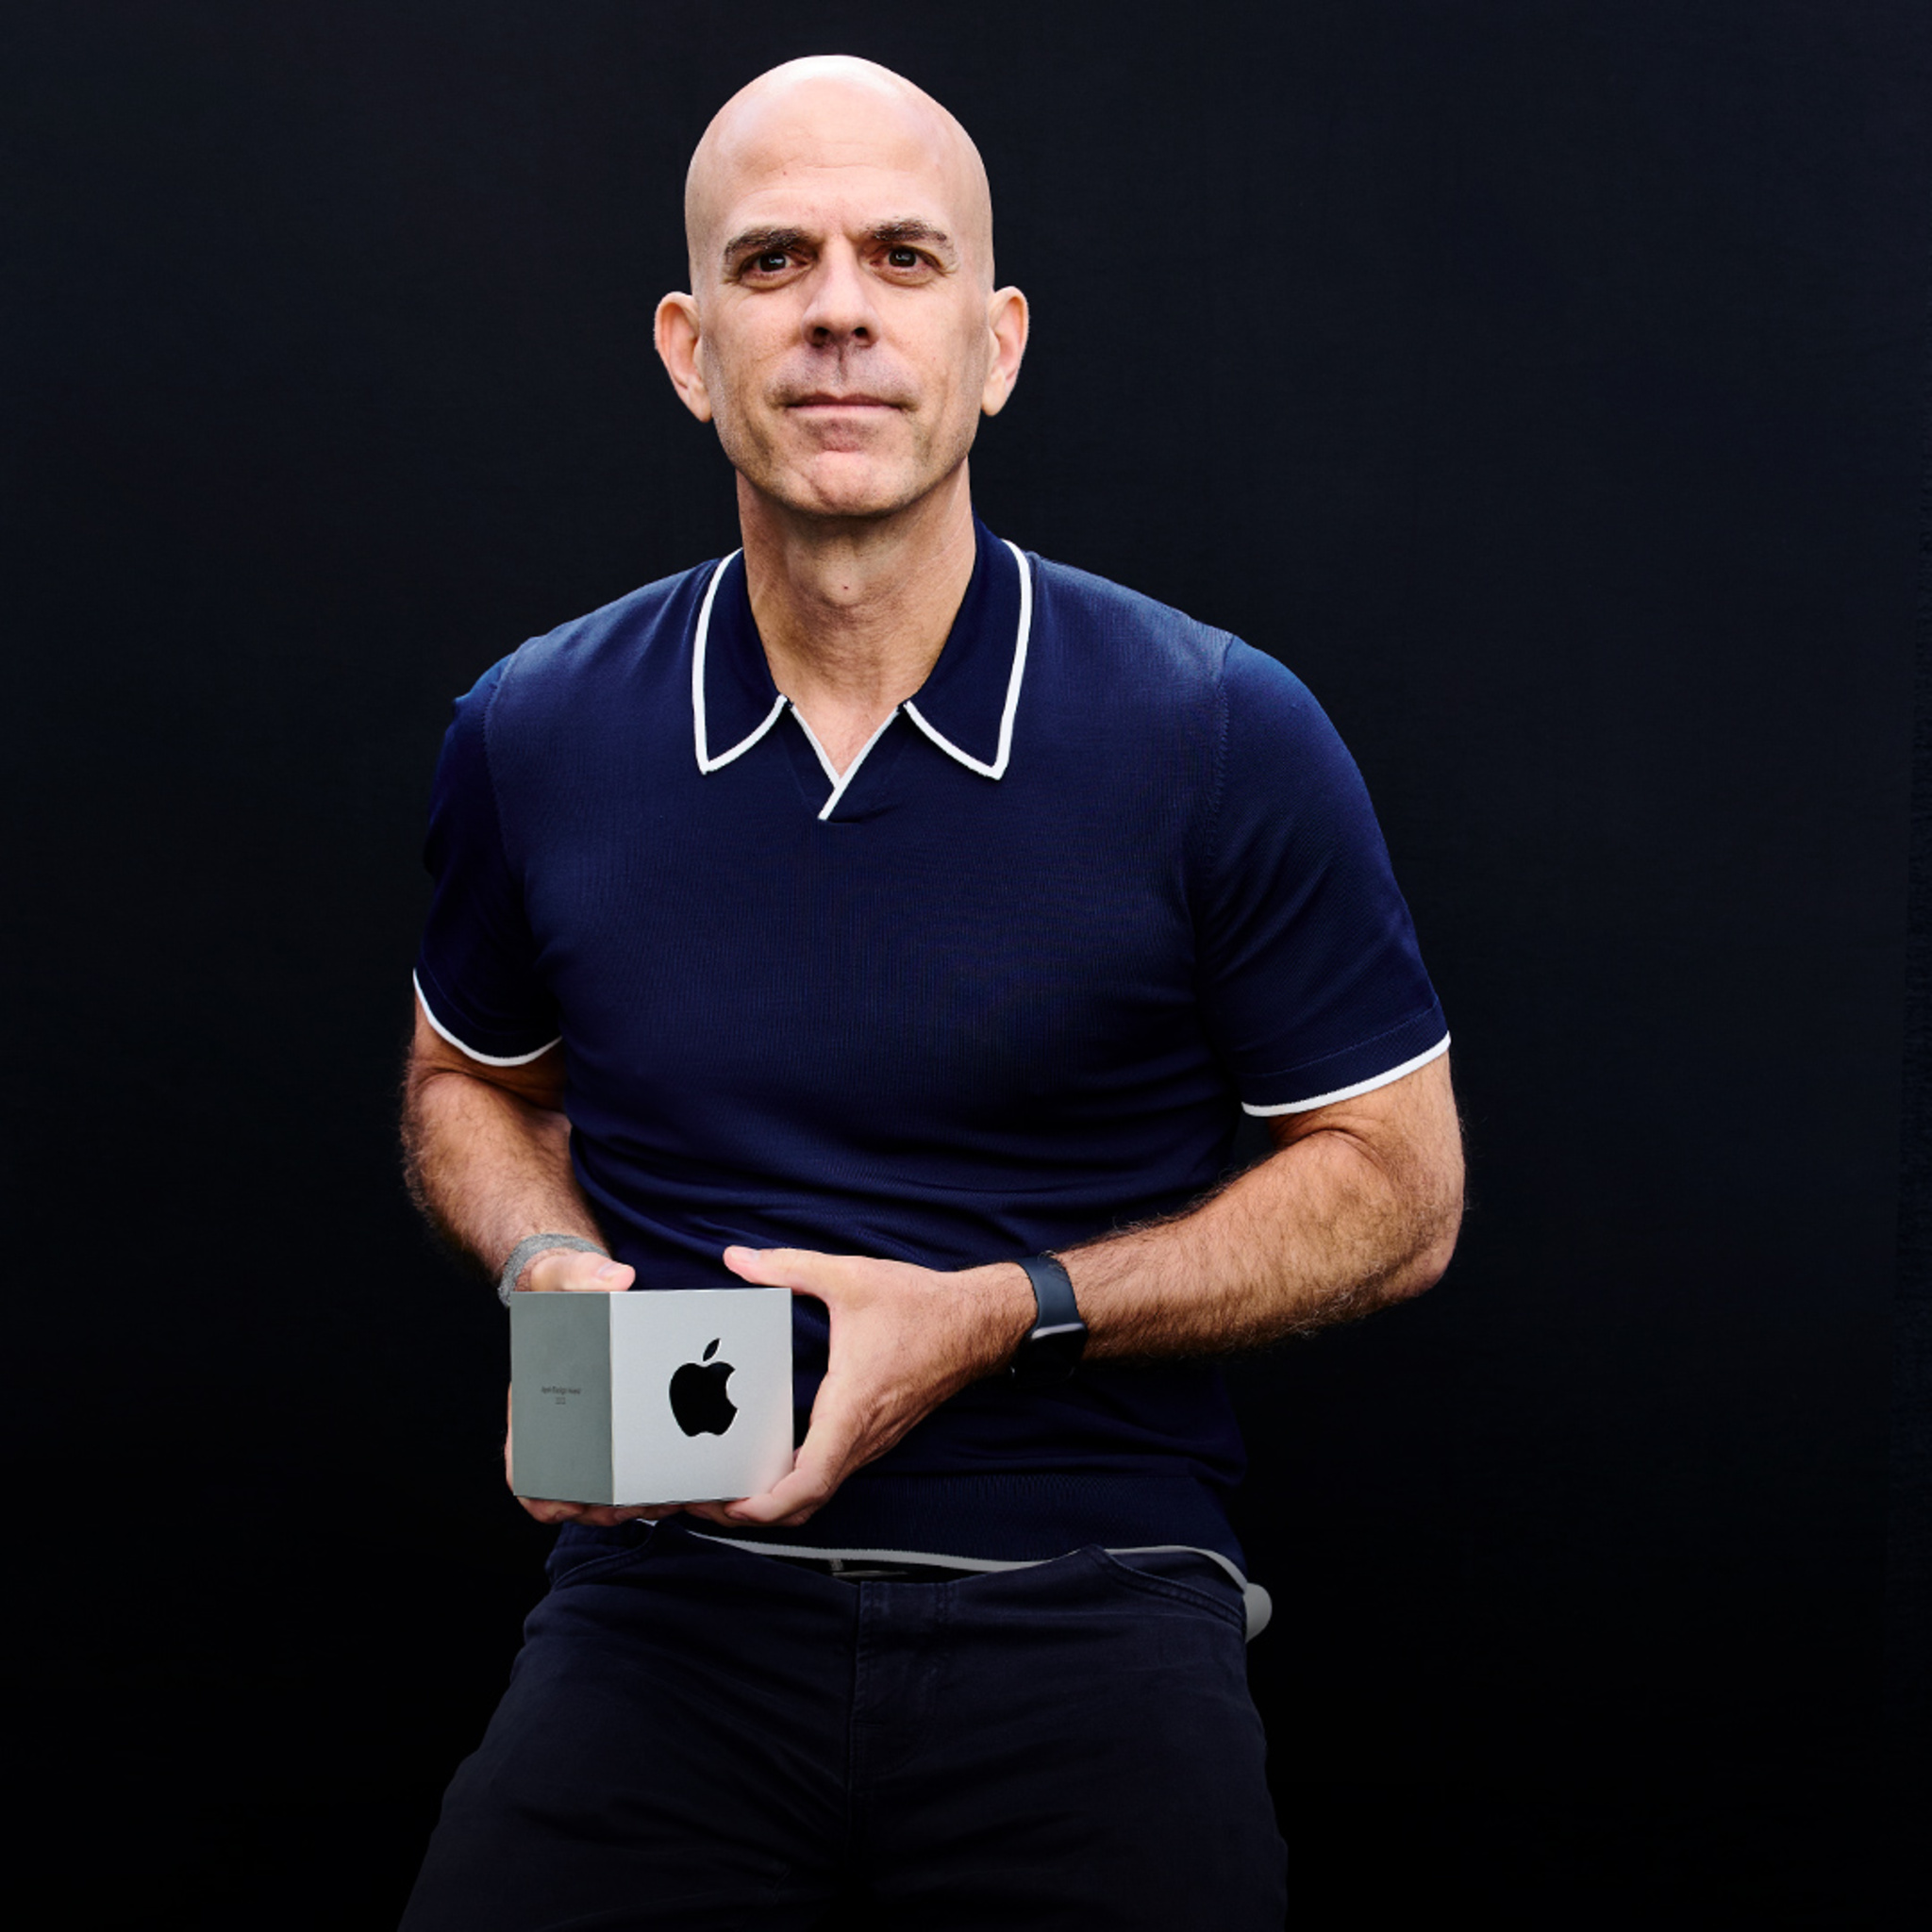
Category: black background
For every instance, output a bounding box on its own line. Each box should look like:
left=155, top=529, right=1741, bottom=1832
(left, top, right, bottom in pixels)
left=7, top=3, right=1929, bottom=1924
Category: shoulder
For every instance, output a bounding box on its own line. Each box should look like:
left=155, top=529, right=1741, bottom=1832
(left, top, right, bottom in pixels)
left=491, top=561, right=717, bottom=718
left=1024, top=555, right=1380, bottom=857
left=1024, top=554, right=1333, bottom=750
left=445, top=560, right=724, bottom=791
left=422, top=561, right=723, bottom=821
left=1028, top=555, right=1234, bottom=700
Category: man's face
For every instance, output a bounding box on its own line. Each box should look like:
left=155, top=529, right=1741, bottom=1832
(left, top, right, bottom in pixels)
left=663, top=78, right=1017, bottom=523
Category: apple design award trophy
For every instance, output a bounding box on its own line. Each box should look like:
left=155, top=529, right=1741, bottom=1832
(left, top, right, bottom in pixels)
left=509, top=1287, right=793, bottom=1507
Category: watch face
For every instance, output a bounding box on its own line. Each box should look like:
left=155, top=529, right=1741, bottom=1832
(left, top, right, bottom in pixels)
left=1011, top=1321, right=1087, bottom=1387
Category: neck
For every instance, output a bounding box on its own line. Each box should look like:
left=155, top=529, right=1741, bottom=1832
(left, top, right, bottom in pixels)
left=739, top=465, right=978, bottom=774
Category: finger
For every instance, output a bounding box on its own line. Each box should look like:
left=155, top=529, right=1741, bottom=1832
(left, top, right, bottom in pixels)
left=519, top=1497, right=586, bottom=1525
left=724, top=1467, right=832, bottom=1525
left=721, top=1245, right=841, bottom=1295
left=724, top=1383, right=863, bottom=1524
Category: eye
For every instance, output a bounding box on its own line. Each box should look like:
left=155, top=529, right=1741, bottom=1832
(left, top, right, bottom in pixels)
left=754, top=250, right=791, bottom=275
left=886, top=245, right=923, bottom=270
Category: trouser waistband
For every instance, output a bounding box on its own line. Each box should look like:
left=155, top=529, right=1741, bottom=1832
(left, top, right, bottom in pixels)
left=689, top=1532, right=1273, bottom=1640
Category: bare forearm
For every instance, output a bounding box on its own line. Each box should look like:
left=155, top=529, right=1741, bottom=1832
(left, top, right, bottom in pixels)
left=1058, top=1059, right=1464, bottom=1360
left=402, top=1061, right=603, bottom=1276
left=1058, top=1136, right=1454, bottom=1360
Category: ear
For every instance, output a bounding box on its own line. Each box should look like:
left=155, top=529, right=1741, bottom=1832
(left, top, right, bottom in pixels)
left=980, top=285, right=1030, bottom=418
left=654, top=291, right=713, bottom=424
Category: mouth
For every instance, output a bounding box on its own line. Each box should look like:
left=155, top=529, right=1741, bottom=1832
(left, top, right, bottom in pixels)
left=786, top=393, right=905, bottom=410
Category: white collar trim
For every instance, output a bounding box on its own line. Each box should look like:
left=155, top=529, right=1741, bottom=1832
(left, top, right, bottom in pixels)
left=691, top=550, right=785, bottom=774
left=795, top=706, right=904, bottom=822
left=693, top=538, right=1034, bottom=783
left=901, top=540, right=1033, bottom=780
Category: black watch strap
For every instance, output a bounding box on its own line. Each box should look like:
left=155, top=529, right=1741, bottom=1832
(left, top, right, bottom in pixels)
left=1009, top=1254, right=1088, bottom=1386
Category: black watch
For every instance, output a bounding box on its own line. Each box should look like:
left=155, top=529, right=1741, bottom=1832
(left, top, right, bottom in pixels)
left=1008, top=1254, right=1088, bottom=1387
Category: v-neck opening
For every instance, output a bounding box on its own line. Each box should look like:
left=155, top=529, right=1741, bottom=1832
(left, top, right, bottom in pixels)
left=788, top=704, right=903, bottom=822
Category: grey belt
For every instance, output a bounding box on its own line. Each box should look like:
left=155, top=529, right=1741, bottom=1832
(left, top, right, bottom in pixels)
left=689, top=1532, right=1273, bottom=1641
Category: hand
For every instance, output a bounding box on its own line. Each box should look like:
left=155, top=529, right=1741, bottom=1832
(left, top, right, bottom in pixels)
left=506, top=1246, right=670, bottom=1527
left=505, top=1384, right=685, bottom=1528
left=711, top=1244, right=1035, bottom=1529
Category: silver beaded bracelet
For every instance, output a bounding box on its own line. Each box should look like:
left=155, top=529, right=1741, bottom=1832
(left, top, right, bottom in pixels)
left=496, top=1233, right=610, bottom=1308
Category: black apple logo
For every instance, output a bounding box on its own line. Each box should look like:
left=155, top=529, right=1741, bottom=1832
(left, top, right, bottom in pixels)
left=669, top=1339, right=738, bottom=1437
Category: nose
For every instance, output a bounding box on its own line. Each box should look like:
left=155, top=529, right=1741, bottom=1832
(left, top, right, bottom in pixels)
left=800, top=243, right=877, bottom=346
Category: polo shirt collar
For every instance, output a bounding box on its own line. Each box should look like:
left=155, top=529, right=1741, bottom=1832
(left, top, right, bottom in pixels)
left=691, top=519, right=1033, bottom=780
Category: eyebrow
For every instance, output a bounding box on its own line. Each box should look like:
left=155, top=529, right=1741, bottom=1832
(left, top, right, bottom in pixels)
left=869, top=220, right=956, bottom=261
left=721, top=225, right=810, bottom=267
left=720, top=219, right=958, bottom=272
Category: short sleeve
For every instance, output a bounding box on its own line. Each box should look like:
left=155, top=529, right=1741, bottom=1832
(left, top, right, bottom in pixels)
left=1196, top=642, right=1448, bottom=1114
left=412, top=658, right=562, bottom=1065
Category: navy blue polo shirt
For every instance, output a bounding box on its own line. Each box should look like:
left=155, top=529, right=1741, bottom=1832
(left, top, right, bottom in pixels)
left=415, top=520, right=1446, bottom=1563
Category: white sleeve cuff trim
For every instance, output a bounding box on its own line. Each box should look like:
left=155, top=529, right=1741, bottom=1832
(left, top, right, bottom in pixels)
left=1241, top=1032, right=1450, bottom=1116
left=414, top=973, right=560, bottom=1068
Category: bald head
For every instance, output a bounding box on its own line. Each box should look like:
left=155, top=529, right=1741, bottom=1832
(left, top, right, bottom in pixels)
left=655, top=56, right=1027, bottom=526
left=684, top=57, right=995, bottom=291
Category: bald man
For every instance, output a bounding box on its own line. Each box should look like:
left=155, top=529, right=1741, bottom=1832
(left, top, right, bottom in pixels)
left=400, top=56, right=1459, bottom=1931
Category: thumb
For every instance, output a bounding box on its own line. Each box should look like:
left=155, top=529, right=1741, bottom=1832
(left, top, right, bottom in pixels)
left=722, top=1244, right=837, bottom=1296
left=529, top=1248, right=635, bottom=1293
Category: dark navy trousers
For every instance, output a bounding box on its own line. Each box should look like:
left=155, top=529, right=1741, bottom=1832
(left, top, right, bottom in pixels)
left=400, top=1519, right=1287, bottom=1929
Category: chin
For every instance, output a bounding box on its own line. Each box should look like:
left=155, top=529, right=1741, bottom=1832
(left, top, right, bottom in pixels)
left=776, top=457, right=928, bottom=523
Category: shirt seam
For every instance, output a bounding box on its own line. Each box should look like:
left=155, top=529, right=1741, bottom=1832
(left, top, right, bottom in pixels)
left=480, top=652, right=524, bottom=893
left=1190, top=632, right=1238, bottom=941
left=463, top=650, right=558, bottom=1055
